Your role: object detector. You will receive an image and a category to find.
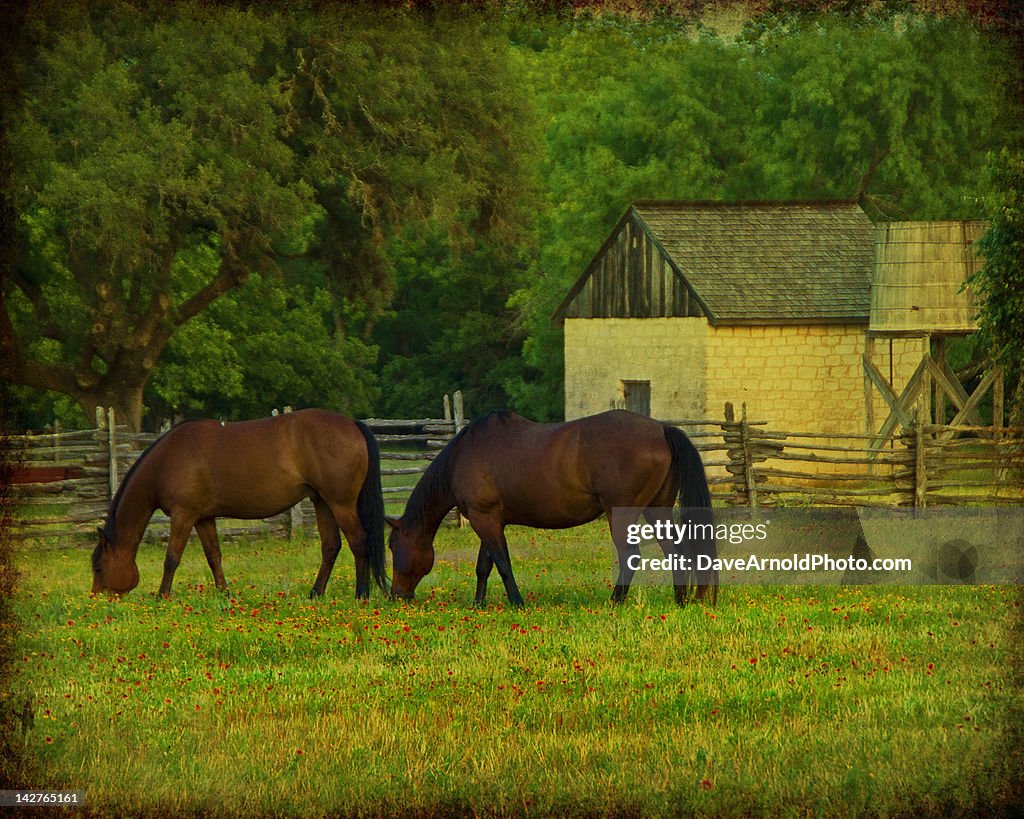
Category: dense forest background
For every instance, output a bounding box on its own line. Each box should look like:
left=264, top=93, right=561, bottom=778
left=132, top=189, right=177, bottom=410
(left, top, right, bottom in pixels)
left=2, top=0, right=1022, bottom=431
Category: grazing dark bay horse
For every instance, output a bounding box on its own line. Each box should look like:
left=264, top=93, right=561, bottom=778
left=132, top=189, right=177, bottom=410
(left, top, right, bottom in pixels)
left=91, top=409, right=387, bottom=599
left=386, top=409, right=717, bottom=607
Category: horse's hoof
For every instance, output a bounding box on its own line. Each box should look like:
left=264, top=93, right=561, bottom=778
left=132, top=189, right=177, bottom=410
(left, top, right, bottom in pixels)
left=309, top=588, right=322, bottom=600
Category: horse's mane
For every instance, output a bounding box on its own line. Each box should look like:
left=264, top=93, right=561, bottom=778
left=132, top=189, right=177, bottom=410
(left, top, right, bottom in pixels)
left=402, top=410, right=515, bottom=528
left=102, top=420, right=202, bottom=543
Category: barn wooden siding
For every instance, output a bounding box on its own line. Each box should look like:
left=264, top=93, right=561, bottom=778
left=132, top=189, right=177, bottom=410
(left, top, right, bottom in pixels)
left=558, top=212, right=702, bottom=320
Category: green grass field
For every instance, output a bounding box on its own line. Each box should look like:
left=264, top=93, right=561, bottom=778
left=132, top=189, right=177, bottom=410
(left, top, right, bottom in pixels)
left=6, top=523, right=1022, bottom=817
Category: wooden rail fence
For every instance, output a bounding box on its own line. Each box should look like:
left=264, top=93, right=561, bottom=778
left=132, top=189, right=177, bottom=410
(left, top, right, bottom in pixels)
left=676, top=403, right=1024, bottom=509
left=6, top=393, right=469, bottom=541
left=6, top=397, right=1022, bottom=542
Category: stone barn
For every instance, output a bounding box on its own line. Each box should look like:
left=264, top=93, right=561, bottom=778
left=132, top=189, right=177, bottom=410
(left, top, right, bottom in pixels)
left=553, top=200, right=929, bottom=432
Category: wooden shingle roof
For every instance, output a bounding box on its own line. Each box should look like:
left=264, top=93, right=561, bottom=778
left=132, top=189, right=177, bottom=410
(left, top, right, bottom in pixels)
left=554, top=200, right=876, bottom=325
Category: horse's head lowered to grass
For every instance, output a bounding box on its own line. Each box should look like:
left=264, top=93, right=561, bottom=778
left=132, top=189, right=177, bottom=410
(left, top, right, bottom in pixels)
left=91, top=526, right=140, bottom=595
left=385, top=515, right=436, bottom=600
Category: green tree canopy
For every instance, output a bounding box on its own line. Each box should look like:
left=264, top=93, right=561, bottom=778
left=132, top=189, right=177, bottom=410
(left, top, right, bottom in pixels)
left=972, top=149, right=1024, bottom=424
left=1, top=2, right=532, bottom=430
left=150, top=271, right=379, bottom=424
left=372, top=227, right=538, bottom=419
left=2, top=4, right=1019, bottom=430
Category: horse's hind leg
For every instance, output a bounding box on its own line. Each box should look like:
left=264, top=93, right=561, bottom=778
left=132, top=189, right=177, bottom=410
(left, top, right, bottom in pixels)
left=474, top=545, right=494, bottom=607
left=313, top=497, right=371, bottom=600
left=195, top=519, right=227, bottom=591
left=611, top=543, right=640, bottom=604
left=310, top=498, right=341, bottom=597
left=607, top=510, right=640, bottom=604
left=158, top=514, right=196, bottom=598
left=643, top=509, right=689, bottom=608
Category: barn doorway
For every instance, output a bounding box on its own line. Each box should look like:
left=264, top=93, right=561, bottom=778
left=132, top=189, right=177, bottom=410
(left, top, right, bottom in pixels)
left=622, top=380, right=651, bottom=416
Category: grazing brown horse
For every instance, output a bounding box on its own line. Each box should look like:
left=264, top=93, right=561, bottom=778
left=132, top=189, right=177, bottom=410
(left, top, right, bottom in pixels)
left=386, top=409, right=717, bottom=607
left=91, top=409, right=387, bottom=599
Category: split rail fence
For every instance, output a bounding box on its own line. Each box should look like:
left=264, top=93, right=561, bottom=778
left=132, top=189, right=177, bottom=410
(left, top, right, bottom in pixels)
left=6, top=398, right=1023, bottom=543
left=6, top=393, right=469, bottom=542
left=678, top=403, right=1023, bottom=509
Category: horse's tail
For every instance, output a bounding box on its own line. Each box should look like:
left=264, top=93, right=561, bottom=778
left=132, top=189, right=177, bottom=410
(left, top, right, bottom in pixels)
left=663, top=425, right=718, bottom=606
left=355, top=420, right=389, bottom=594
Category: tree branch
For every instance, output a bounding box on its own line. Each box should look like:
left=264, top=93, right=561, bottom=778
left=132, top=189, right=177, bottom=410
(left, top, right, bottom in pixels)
left=130, top=241, right=178, bottom=351
left=7, top=269, right=68, bottom=342
left=0, top=287, right=79, bottom=396
left=855, top=147, right=891, bottom=202
left=174, top=246, right=248, bottom=328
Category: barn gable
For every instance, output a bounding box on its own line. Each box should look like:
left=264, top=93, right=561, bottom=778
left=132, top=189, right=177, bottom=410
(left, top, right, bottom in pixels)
left=554, top=200, right=876, bottom=325
left=554, top=207, right=708, bottom=321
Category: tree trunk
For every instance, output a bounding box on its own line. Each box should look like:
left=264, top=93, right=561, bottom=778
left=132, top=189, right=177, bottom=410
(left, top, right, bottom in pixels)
left=78, top=383, right=146, bottom=433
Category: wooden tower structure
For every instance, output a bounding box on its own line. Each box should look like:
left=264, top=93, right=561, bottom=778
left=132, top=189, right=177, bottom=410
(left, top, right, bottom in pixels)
left=863, top=220, right=1001, bottom=449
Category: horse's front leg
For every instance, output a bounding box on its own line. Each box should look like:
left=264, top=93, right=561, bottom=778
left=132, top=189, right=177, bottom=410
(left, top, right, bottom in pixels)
left=474, top=544, right=494, bottom=607
left=470, top=516, right=524, bottom=608
left=158, top=514, right=196, bottom=598
left=195, top=518, right=227, bottom=591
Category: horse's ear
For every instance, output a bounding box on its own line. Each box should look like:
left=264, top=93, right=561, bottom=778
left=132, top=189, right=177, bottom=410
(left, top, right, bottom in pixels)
left=96, top=526, right=105, bottom=543
left=384, top=516, right=401, bottom=531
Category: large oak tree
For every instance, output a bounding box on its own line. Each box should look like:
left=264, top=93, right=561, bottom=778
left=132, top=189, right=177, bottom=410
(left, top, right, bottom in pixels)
left=1, top=2, right=530, bottom=430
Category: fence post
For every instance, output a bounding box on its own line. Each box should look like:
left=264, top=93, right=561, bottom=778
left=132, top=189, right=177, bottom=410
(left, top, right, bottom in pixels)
left=739, top=403, right=759, bottom=512
left=722, top=403, right=742, bottom=504
left=107, top=407, right=119, bottom=500
left=452, top=391, right=466, bottom=527
left=993, top=365, right=1004, bottom=439
left=913, top=411, right=927, bottom=512
left=993, top=367, right=1006, bottom=483
left=453, top=390, right=465, bottom=431
left=283, top=406, right=303, bottom=539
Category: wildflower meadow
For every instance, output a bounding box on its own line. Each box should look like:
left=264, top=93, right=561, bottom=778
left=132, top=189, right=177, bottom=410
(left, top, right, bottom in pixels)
left=7, top=522, right=1022, bottom=816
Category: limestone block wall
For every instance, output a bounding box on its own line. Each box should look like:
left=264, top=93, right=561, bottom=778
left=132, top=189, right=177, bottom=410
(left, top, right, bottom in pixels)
left=703, top=325, right=921, bottom=434
left=563, top=317, right=708, bottom=421
left=564, top=318, right=923, bottom=433
left=700, top=324, right=922, bottom=481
